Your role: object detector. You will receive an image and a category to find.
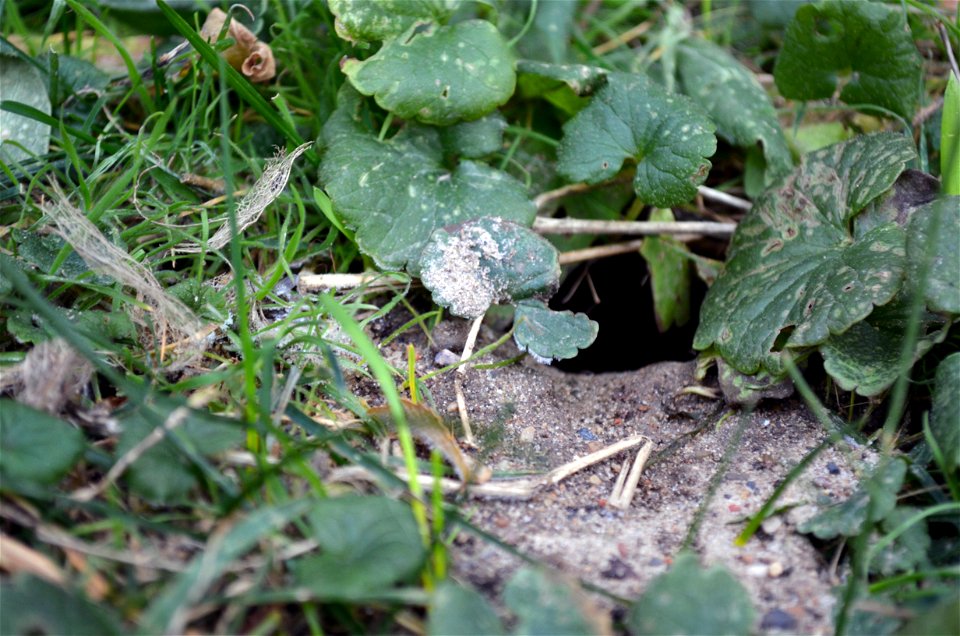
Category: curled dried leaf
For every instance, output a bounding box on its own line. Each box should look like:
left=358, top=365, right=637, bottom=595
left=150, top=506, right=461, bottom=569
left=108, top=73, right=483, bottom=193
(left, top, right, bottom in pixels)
left=200, top=8, right=276, bottom=83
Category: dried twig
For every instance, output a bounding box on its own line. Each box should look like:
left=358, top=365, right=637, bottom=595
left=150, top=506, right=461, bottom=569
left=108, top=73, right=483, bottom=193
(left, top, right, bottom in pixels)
left=534, top=216, right=736, bottom=237
left=455, top=315, right=485, bottom=447
left=607, top=437, right=654, bottom=509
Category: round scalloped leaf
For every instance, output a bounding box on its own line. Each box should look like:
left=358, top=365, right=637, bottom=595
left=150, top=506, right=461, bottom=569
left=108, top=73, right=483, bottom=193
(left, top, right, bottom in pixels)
left=419, top=217, right=560, bottom=319
left=504, top=567, right=609, bottom=635
left=774, top=1, right=922, bottom=120
left=319, top=94, right=536, bottom=271
left=513, top=300, right=598, bottom=363
left=694, top=133, right=917, bottom=375
left=556, top=72, right=716, bottom=207
left=0, top=54, right=51, bottom=163
left=629, top=553, right=755, bottom=636
left=678, top=37, right=792, bottom=185
left=439, top=112, right=507, bottom=158
left=328, top=0, right=460, bottom=44
left=931, top=353, right=960, bottom=473
left=342, top=20, right=515, bottom=126
left=0, top=400, right=85, bottom=492
left=906, top=196, right=960, bottom=314
left=820, top=295, right=950, bottom=397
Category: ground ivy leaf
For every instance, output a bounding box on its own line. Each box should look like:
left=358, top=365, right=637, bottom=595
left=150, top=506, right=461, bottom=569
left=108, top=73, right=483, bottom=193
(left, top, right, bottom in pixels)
left=428, top=581, right=505, bottom=636
left=629, top=552, right=755, bottom=635
left=799, top=458, right=906, bottom=539
left=514, top=0, right=577, bottom=64
left=716, top=358, right=794, bottom=408
left=513, top=300, right=598, bottom=363
left=439, top=112, right=506, bottom=158
left=640, top=208, right=691, bottom=332
left=1, top=575, right=123, bottom=635
left=0, top=54, right=51, bottom=163
left=693, top=133, right=916, bottom=376
left=516, top=60, right=608, bottom=97
left=931, top=353, right=960, bottom=473
left=906, top=196, right=960, bottom=314
left=871, top=506, right=930, bottom=577
left=820, top=294, right=950, bottom=397
left=292, top=496, right=425, bottom=599
left=773, top=0, right=922, bottom=119
left=419, top=217, right=559, bottom=319
left=0, top=400, right=85, bottom=492
left=343, top=20, right=515, bottom=126
left=678, top=37, right=792, bottom=184
left=327, top=0, right=459, bottom=44
left=504, top=567, right=609, bottom=635
left=320, top=92, right=536, bottom=271
left=556, top=72, right=716, bottom=207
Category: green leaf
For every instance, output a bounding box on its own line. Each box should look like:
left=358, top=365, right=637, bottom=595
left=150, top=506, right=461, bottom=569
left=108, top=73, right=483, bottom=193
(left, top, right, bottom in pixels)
left=930, top=353, right=960, bottom=473
left=694, top=133, right=917, bottom=376
left=557, top=72, right=716, bottom=207
left=0, top=575, right=123, bottom=636
left=328, top=0, right=459, bottom=44
left=677, top=37, right=792, bottom=184
left=640, top=208, right=691, bottom=332
left=516, top=60, right=608, bottom=97
left=513, top=300, right=598, bottom=363
left=143, top=501, right=312, bottom=633
left=439, top=112, right=506, bottom=158
left=773, top=0, right=922, bottom=119
left=343, top=20, right=516, bottom=126
left=504, top=567, right=608, bottom=635
left=515, top=0, right=577, bottom=64
left=118, top=403, right=243, bottom=503
left=799, top=458, right=907, bottom=539
left=942, top=72, right=960, bottom=195
left=320, top=92, right=536, bottom=271
left=906, top=196, right=960, bottom=314
left=748, top=0, right=810, bottom=28
left=716, top=358, right=794, bottom=408
left=292, top=496, right=425, bottom=598
left=870, top=506, right=930, bottom=577
left=628, top=552, right=755, bottom=636
left=428, top=581, right=505, bottom=636
left=0, top=53, right=51, bottom=162
left=819, top=294, right=950, bottom=397
left=0, top=400, right=85, bottom=492
left=896, top=597, right=960, bottom=636
left=419, top=217, right=559, bottom=318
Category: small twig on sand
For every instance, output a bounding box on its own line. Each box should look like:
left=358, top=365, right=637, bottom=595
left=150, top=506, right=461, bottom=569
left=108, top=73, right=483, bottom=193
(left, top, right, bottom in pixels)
left=297, top=272, right=387, bottom=293
left=608, top=437, right=655, bottom=509
left=534, top=216, right=736, bottom=237
left=455, top=315, right=485, bottom=447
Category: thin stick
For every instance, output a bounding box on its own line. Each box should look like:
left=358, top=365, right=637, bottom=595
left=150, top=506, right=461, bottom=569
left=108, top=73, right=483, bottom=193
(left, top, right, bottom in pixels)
left=455, top=315, right=484, bottom=447
left=297, top=272, right=385, bottom=293
left=559, top=239, right=645, bottom=265
left=608, top=438, right=654, bottom=509
left=534, top=181, right=751, bottom=212
left=698, top=185, right=752, bottom=211
left=592, top=21, right=652, bottom=56
left=70, top=387, right=218, bottom=502
left=534, top=216, right=736, bottom=237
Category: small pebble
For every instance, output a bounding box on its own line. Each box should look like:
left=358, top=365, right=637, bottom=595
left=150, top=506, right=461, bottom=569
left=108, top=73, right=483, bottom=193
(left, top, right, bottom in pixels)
left=434, top=349, right=460, bottom=367
left=760, top=608, right=798, bottom=631
left=519, top=426, right=536, bottom=442
left=588, top=474, right=603, bottom=485
left=577, top=427, right=598, bottom=441
left=827, top=461, right=840, bottom=475
left=761, top=516, right=783, bottom=535
left=768, top=561, right=784, bottom=578
left=746, top=564, right=769, bottom=578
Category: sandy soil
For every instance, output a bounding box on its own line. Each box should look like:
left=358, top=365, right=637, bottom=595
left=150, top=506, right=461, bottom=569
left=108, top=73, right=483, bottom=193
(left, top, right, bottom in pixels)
left=366, top=316, right=876, bottom=635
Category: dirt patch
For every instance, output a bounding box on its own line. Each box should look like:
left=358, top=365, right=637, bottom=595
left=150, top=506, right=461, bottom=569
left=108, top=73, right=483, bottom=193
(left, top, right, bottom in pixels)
left=368, top=316, right=874, bottom=634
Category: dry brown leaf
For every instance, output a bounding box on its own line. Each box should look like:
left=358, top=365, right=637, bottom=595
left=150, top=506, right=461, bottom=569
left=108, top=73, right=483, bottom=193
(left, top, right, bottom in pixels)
left=201, top=8, right=275, bottom=83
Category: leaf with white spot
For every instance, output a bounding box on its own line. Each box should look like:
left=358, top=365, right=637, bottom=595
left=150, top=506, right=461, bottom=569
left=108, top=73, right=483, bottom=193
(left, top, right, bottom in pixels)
left=694, top=133, right=917, bottom=376
left=906, top=196, right=960, bottom=314
left=513, top=300, right=598, bottom=363
left=343, top=20, right=515, bottom=126
left=516, top=60, right=608, bottom=97
left=0, top=53, right=51, bottom=163
left=319, top=90, right=535, bottom=271
left=820, top=293, right=950, bottom=397
left=328, top=0, right=460, bottom=44
left=678, top=37, right=792, bottom=185
left=556, top=72, right=716, bottom=207
left=419, top=217, right=559, bottom=319
left=439, top=112, right=506, bottom=158
left=774, top=0, right=922, bottom=120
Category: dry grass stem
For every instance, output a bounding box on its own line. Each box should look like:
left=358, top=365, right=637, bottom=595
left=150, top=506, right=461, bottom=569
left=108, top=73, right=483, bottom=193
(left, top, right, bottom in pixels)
left=607, top=437, right=654, bottom=509
left=534, top=216, right=736, bottom=237
left=455, top=314, right=485, bottom=447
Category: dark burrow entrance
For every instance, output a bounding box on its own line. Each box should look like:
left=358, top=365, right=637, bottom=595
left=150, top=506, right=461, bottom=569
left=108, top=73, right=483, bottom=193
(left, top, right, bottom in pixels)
left=550, top=251, right=708, bottom=373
